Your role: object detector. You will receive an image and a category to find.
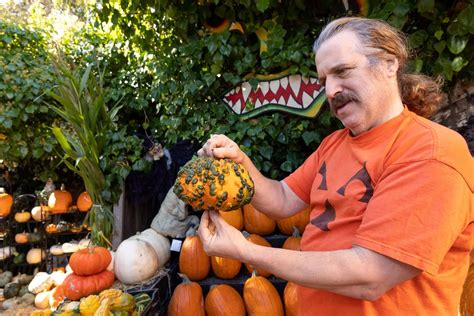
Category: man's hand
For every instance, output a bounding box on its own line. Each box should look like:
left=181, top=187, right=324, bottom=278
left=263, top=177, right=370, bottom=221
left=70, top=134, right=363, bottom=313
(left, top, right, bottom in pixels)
left=197, top=134, right=245, bottom=164
left=198, top=210, right=248, bottom=261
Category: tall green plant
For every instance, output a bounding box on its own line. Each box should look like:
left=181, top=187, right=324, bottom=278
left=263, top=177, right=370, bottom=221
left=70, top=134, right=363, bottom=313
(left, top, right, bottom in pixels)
left=47, top=60, right=122, bottom=247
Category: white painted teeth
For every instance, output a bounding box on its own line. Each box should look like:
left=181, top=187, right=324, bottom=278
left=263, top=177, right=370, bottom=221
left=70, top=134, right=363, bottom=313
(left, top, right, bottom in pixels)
left=233, top=100, right=241, bottom=113
left=270, top=80, right=279, bottom=94
left=280, top=77, right=288, bottom=89
left=242, top=81, right=251, bottom=101
left=303, top=91, right=313, bottom=107
left=260, top=82, right=269, bottom=95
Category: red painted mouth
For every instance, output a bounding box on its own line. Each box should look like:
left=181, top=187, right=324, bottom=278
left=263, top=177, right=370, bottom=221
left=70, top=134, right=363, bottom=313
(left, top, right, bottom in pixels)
left=223, top=74, right=323, bottom=115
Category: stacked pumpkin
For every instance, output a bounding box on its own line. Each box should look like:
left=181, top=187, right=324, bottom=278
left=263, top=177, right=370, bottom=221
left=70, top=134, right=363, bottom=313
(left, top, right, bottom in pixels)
left=61, top=246, right=115, bottom=301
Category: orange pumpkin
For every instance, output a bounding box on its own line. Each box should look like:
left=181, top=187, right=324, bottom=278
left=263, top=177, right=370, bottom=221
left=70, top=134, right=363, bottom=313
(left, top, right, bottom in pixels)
left=179, top=228, right=210, bottom=281
left=50, top=284, right=67, bottom=308
left=48, top=184, right=73, bottom=214
left=15, top=232, right=29, bottom=244
left=69, top=246, right=112, bottom=276
left=0, top=187, right=13, bottom=217
left=210, top=255, right=242, bottom=279
left=282, top=226, right=301, bottom=251
left=45, top=224, right=57, bottom=234
left=76, top=191, right=93, bottom=212
left=168, top=273, right=205, bottom=316
left=243, top=270, right=284, bottom=316
left=284, top=281, right=299, bottom=316
left=243, top=204, right=275, bottom=236
left=205, top=284, right=245, bottom=316
left=219, top=208, right=244, bottom=230
left=276, top=206, right=310, bottom=235
left=243, top=232, right=272, bottom=277
left=62, top=270, right=115, bottom=301
left=14, top=211, right=31, bottom=223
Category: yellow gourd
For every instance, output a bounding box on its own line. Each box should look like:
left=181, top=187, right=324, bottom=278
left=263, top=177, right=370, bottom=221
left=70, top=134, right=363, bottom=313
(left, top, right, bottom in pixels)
left=79, top=295, right=100, bottom=316
left=98, top=288, right=122, bottom=302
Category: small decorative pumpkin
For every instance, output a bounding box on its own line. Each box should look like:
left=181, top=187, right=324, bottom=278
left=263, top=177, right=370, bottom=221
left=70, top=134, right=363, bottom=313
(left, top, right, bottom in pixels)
left=62, top=270, right=115, bottom=301
left=219, top=208, right=244, bottom=230
left=45, top=223, right=57, bottom=234
left=114, top=238, right=159, bottom=284
left=284, top=281, right=299, bottom=316
left=51, top=270, right=67, bottom=287
left=26, top=248, right=46, bottom=264
left=35, top=290, right=52, bottom=309
left=243, top=232, right=272, bottom=277
left=210, top=255, right=242, bottom=279
left=79, top=294, right=100, bottom=316
left=31, top=205, right=50, bottom=221
left=109, top=293, right=136, bottom=313
left=243, top=270, right=284, bottom=316
left=14, top=232, right=29, bottom=244
left=0, top=187, right=13, bottom=218
left=282, top=226, right=302, bottom=251
left=28, top=272, right=54, bottom=294
left=129, top=228, right=170, bottom=268
left=14, top=211, right=31, bottom=223
left=173, top=157, right=254, bottom=212
left=78, top=238, right=93, bottom=250
left=50, top=244, right=65, bottom=256
left=56, top=220, right=71, bottom=233
left=243, top=203, right=275, bottom=236
left=69, top=246, right=111, bottom=276
left=77, top=191, right=93, bottom=212
left=168, top=273, right=205, bottom=316
left=61, top=241, right=79, bottom=253
left=179, top=227, right=210, bottom=281
left=70, top=224, right=83, bottom=233
left=205, top=284, right=245, bottom=316
left=48, top=183, right=73, bottom=214
left=276, top=206, right=310, bottom=235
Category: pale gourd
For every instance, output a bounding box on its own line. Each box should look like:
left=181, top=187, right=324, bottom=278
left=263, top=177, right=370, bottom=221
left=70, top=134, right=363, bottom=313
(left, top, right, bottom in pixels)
left=50, top=244, right=64, bottom=256
left=26, top=248, right=46, bottom=264
left=61, top=241, right=79, bottom=253
left=31, top=205, right=50, bottom=222
left=28, top=272, right=54, bottom=294
left=34, top=290, right=52, bottom=309
left=0, top=247, right=15, bottom=260
left=114, top=238, right=159, bottom=284
left=130, top=228, right=171, bottom=268
left=78, top=238, right=93, bottom=250
left=51, top=271, right=67, bottom=287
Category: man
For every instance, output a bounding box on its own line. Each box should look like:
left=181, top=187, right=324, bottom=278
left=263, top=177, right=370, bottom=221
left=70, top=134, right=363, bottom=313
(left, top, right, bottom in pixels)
left=197, top=17, right=473, bottom=315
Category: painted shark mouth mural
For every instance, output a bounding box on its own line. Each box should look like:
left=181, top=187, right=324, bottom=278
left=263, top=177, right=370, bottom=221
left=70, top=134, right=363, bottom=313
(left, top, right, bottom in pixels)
left=222, top=72, right=326, bottom=119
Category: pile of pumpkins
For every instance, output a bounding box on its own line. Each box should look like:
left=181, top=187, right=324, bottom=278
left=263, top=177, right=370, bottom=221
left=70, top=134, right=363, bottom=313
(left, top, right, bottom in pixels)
left=172, top=204, right=310, bottom=316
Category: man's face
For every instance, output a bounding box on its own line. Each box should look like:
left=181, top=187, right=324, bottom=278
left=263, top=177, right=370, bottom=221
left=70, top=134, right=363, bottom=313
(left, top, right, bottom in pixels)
left=315, top=30, right=398, bottom=136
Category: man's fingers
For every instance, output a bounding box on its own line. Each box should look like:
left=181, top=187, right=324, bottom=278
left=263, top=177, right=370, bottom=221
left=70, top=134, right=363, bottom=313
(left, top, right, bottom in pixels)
left=198, top=211, right=211, bottom=241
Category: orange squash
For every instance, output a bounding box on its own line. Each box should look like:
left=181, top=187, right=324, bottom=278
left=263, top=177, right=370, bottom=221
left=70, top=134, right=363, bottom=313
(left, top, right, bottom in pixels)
left=0, top=187, right=13, bottom=217
left=62, top=270, right=115, bottom=301
left=243, top=232, right=272, bottom=277
left=205, top=284, right=245, bottom=316
left=276, top=206, right=310, bottom=235
left=174, top=157, right=254, bottom=212
left=179, top=228, right=210, bottom=281
left=48, top=184, right=73, bottom=214
left=77, top=191, right=93, bottom=212
left=243, top=270, right=284, bottom=316
left=282, top=226, right=301, bottom=251
left=284, top=281, right=299, bottom=316
left=219, top=207, right=244, bottom=230
left=69, top=246, right=112, bottom=276
left=15, top=232, right=29, bottom=244
left=168, top=273, right=205, bottom=316
left=210, top=255, right=242, bottom=279
left=14, top=211, right=31, bottom=223
left=243, top=204, right=275, bottom=236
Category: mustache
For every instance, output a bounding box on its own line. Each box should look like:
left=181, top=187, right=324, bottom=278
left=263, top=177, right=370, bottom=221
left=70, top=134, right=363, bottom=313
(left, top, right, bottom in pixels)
left=329, top=92, right=359, bottom=110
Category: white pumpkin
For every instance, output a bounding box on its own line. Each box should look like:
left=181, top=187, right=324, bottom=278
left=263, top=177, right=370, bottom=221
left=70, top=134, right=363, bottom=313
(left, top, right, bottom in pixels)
left=31, top=205, right=50, bottom=222
left=26, top=248, right=46, bottom=264
left=28, top=272, right=53, bottom=294
left=50, top=244, right=64, bottom=256
left=0, top=247, right=15, bottom=260
left=130, top=228, right=171, bottom=268
left=34, top=290, right=51, bottom=309
left=62, top=241, right=79, bottom=253
left=114, top=238, right=159, bottom=284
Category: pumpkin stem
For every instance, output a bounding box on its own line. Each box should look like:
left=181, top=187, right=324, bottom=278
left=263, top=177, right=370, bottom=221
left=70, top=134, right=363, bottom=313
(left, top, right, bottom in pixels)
left=178, top=273, right=192, bottom=284
left=251, top=269, right=258, bottom=278
left=292, top=226, right=301, bottom=237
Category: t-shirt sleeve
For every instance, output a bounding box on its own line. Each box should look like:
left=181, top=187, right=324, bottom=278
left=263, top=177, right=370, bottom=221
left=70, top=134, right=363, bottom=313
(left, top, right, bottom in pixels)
left=354, top=160, right=472, bottom=275
left=283, top=150, right=320, bottom=204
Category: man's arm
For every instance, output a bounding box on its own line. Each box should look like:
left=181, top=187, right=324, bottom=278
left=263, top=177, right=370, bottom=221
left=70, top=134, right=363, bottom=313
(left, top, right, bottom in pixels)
left=199, top=210, right=421, bottom=301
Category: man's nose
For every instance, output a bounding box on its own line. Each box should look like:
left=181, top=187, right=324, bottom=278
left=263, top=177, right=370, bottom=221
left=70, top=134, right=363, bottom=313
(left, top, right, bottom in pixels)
left=324, top=78, right=341, bottom=101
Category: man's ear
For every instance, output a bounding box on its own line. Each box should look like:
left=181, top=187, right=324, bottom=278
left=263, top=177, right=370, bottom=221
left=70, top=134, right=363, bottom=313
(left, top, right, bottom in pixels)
left=385, top=55, right=399, bottom=78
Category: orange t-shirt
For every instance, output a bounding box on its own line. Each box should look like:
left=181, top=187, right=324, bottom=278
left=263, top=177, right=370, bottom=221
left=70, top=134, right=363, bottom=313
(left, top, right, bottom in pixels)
left=284, top=107, right=474, bottom=315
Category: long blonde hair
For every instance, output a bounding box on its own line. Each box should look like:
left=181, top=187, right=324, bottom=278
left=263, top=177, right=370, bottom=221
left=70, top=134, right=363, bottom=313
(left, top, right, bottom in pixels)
left=313, top=17, right=443, bottom=118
